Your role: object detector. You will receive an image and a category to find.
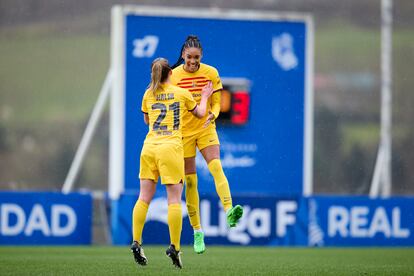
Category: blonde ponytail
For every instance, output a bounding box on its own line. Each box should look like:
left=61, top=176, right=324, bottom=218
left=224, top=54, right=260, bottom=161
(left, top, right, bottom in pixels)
left=148, top=58, right=171, bottom=96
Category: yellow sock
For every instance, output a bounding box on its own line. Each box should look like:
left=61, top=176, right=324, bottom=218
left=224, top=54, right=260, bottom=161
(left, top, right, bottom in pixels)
left=185, top=174, right=201, bottom=230
left=208, top=159, right=233, bottom=211
left=132, top=199, right=149, bottom=244
left=168, top=203, right=182, bottom=251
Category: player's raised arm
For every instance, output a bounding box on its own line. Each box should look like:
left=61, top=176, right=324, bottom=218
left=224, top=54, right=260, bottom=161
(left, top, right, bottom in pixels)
left=192, top=81, right=213, bottom=118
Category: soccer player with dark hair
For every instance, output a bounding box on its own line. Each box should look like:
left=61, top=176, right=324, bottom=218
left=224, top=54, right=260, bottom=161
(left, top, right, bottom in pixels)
left=171, top=35, right=244, bottom=254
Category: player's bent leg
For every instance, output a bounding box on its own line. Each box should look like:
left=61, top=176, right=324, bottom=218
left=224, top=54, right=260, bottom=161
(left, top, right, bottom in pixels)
left=207, top=159, right=233, bottom=210
left=201, top=145, right=233, bottom=211
left=201, top=145, right=244, bottom=227
left=165, top=183, right=183, bottom=268
left=208, top=159, right=243, bottom=227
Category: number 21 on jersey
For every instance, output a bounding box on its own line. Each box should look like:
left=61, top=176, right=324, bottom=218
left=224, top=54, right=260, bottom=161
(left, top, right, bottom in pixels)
left=151, top=102, right=180, bottom=131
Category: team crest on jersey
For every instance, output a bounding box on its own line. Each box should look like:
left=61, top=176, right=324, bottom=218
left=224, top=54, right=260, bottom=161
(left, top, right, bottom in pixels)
left=177, top=77, right=209, bottom=94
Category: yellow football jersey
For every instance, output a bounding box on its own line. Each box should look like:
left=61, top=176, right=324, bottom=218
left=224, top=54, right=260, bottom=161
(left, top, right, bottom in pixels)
left=171, top=63, right=223, bottom=137
left=141, top=83, right=197, bottom=145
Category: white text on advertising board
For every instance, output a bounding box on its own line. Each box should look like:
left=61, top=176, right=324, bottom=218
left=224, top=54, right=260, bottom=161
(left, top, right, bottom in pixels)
left=328, top=206, right=410, bottom=238
left=1, top=204, right=77, bottom=237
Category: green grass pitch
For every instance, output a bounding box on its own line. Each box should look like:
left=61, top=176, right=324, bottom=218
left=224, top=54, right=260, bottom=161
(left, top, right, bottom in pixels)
left=0, top=246, right=413, bottom=275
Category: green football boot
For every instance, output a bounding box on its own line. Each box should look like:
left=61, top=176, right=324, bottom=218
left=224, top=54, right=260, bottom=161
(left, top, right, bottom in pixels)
left=193, top=231, right=205, bottom=254
left=226, top=205, right=244, bottom=227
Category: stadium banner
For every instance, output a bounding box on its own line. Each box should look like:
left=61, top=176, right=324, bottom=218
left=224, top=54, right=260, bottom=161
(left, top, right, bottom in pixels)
left=307, top=196, right=414, bottom=246
left=112, top=194, right=414, bottom=246
left=0, top=192, right=92, bottom=245
left=111, top=193, right=308, bottom=246
left=110, top=6, right=314, bottom=200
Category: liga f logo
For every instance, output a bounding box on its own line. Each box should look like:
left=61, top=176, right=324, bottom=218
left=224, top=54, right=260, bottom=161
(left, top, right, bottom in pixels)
left=133, top=35, right=159, bottom=58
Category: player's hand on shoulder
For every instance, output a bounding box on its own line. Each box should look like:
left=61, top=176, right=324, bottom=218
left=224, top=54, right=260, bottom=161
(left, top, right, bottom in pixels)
left=203, top=111, right=215, bottom=128
left=201, top=81, right=213, bottom=99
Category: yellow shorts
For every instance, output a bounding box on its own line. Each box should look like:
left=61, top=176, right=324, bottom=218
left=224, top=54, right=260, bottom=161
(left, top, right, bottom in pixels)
left=183, top=127, right=220, bottom=158
left=139, top=143, right=184, bottom=184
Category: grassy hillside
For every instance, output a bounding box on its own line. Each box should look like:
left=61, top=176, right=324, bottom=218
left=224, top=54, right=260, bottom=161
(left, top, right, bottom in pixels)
left=0, top=30, right=109, bottom=127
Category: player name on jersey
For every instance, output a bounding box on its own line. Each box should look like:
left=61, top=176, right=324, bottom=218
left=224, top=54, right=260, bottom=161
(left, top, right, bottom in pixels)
left=156, top=93, right=175, bottom=101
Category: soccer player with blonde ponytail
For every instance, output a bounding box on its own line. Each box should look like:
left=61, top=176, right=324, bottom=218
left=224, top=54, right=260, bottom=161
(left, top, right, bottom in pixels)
left=148, top=61, right=163, bottom=95
left=131, top=57, right=213, bottom=269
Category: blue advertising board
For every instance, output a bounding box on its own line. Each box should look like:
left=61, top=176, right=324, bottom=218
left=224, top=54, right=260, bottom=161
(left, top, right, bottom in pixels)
left=112, top=6, right=313, bottom=198
left=112, top=193, right=307, bottom=246
left=112, top=194, right=414, bottom=246
left=0, top=192, right=92, bottom=245
left=308, top=196, right=414, bottom=246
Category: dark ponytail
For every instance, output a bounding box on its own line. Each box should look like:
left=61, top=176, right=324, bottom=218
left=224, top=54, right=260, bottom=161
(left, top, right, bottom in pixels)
left=171, top=35, right=203, bottom=69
